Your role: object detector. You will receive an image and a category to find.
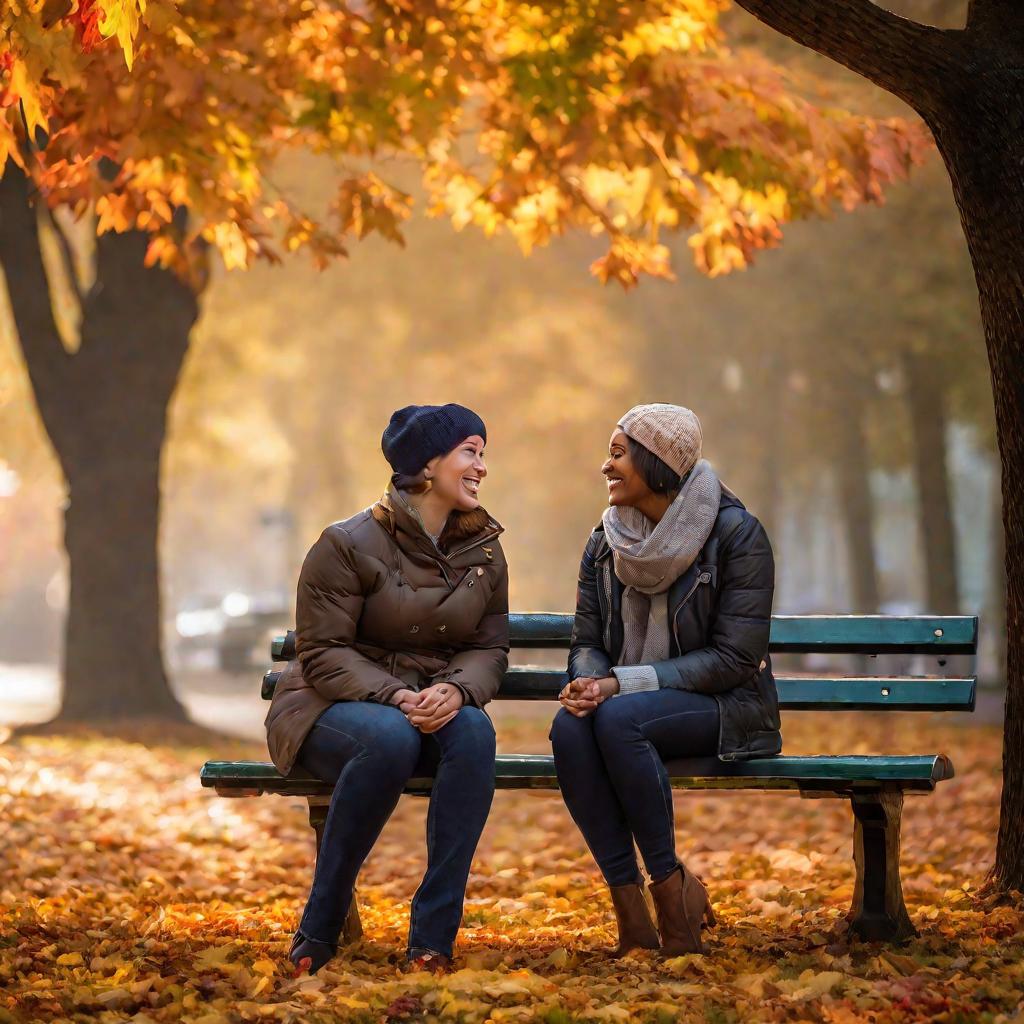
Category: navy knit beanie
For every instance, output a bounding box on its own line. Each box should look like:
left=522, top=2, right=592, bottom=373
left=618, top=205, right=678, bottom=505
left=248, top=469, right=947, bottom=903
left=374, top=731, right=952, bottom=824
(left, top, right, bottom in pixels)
left=381, top=404, right=487, bottom=476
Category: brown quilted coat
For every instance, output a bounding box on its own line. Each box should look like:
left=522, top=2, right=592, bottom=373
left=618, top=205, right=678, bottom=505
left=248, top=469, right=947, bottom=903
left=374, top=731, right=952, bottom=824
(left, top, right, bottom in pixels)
left=264, top=481, right=510, bottom=776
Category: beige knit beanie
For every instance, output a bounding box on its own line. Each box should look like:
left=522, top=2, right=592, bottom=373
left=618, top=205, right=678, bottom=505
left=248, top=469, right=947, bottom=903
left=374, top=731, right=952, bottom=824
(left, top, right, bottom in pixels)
left=618, top=403, right=703, bottom=478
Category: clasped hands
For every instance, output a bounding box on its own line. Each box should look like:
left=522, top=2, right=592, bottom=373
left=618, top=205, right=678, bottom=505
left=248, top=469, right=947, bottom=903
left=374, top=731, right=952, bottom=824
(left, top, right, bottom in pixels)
left=391, top=683, right=463, bottom=733
left=558, top=675, right=619, bottom=717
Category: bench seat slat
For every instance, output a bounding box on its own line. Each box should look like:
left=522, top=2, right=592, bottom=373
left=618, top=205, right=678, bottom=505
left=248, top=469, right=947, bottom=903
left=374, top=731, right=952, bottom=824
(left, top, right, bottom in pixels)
left=260, top=667, right=975, bottom=710
left=270, top=614, right=978, bottom=660
left=200, top=753, right=953, bottom=797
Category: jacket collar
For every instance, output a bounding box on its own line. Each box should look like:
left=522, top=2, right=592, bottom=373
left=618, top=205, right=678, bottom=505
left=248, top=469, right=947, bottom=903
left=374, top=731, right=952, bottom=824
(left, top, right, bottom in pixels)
left=371, top=480, right=503, bottom=561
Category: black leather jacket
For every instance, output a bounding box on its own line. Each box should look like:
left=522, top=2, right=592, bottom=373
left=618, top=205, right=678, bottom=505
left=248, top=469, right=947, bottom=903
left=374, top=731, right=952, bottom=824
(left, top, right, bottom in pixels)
left=568, top=489, right=783, bottom=761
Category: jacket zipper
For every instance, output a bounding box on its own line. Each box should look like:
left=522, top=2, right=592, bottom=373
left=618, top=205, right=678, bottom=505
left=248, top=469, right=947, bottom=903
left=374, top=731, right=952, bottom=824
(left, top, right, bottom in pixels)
left=714, top=694, right=729, bottom=761
left=668, top=569, right=729, bottom=761
left=430, top=557, right=455, bottom=590
left=670, top=570, right=712, bottom=652
left=600, top=561, right=614, bottom=653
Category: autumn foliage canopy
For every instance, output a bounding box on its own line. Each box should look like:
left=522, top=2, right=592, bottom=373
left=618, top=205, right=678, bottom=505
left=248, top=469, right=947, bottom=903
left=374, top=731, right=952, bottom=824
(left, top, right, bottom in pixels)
left=3, top=0, right=931, bottom=286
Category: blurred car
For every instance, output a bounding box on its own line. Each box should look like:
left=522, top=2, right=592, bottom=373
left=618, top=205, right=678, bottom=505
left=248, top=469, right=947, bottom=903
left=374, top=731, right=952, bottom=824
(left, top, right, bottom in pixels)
left=171, top=593, right=228, bottom=670
left=172, top=590, right=290, bottom=673
left=216, top=591, right=291, bottom=673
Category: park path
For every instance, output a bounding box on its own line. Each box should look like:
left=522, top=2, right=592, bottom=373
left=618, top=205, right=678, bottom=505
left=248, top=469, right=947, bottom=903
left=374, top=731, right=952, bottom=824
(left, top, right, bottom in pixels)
left=0, top=664, right=562, bottom=740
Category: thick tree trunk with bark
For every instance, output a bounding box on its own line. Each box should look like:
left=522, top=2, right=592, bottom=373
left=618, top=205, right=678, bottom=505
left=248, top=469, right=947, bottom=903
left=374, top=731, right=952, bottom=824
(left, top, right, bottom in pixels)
left=929, top=84, right=1024, bottom=896
left=730, top=0, right=1024, bottom=892
left=903, top=348, right=960, bottom=614
left=61, top=447, right=180, bottom=720
left=0, top=163, right=200, bottom=722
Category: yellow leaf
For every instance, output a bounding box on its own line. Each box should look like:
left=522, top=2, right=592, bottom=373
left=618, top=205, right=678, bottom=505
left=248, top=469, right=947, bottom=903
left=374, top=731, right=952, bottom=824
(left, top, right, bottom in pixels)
left=96, top=0, right=145, bottom=70
left=783, top=970, right=846, bottom=1001
left=10, top=61, right=47, bottom=138
left=193, top=945, right=233, bottom=970
left=591, top=1006, right=631, bottom=1021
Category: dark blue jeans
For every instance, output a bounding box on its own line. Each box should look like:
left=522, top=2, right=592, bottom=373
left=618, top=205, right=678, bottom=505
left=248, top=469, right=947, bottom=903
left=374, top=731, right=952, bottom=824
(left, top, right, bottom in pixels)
left=296, top=700, right=496, bottom=958
left=549, top=688, right=720, bottom=886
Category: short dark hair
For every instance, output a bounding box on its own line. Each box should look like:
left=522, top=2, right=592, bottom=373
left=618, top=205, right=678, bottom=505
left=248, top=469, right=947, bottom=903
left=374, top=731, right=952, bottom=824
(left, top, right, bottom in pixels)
left=627, top=436, right=684, bottom=495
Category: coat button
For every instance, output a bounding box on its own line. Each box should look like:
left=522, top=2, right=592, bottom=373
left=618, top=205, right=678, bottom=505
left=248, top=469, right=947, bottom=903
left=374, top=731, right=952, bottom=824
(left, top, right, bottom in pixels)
left=436, top=625, right=447, bottom=633
left=410, top=625, right=420, bottom=633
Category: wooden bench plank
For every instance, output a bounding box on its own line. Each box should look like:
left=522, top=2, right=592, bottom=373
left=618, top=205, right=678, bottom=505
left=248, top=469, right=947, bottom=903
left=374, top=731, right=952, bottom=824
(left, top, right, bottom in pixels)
left=772, top=676, right=975, bottom=711
left=766, top=615, right=977, bottom=654
left=200, top=753, right=953, bottom=798
left=270, top=614, right=978, bottom=661
left=259, top=667, right=976, bottom=710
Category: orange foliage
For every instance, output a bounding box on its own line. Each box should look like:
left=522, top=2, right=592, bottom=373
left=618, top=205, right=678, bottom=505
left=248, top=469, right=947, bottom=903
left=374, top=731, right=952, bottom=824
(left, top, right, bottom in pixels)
left=2, top=1, right=932, bottom=286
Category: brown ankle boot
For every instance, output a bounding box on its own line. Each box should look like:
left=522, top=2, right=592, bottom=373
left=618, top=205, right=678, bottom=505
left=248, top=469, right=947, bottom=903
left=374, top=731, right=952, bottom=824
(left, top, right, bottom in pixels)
left=608, top=881, right=661, bottom=956
left=649, top=864, right=716, bottom=956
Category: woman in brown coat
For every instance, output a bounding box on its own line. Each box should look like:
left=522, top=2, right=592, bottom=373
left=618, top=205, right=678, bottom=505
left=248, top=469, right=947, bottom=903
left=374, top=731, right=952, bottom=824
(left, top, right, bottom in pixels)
left=265, top=404, right=509, bottom=976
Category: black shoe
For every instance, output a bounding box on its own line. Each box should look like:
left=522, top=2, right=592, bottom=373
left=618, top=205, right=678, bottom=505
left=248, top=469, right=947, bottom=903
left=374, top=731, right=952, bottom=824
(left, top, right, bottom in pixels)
left=289, top=928, right=338, bottom=976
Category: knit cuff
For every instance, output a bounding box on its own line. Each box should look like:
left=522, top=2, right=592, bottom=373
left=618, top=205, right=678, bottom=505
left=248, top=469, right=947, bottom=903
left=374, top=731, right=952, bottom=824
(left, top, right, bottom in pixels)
left=610, top=664, right=660, bottom=696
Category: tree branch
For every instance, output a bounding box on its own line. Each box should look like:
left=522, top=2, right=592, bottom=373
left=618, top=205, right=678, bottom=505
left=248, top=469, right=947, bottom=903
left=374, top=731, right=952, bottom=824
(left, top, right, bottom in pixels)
left=0, top=162, right=74, bottom=448
left=730, top=0, right=957, bottom=110
left=42, top=203, right=86, bottom=308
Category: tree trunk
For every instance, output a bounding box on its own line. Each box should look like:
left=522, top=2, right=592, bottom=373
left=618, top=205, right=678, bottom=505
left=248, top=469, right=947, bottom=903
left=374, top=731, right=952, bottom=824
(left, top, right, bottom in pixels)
left=922, top=65, right=1024, bottom=895
left=0, top=163, right=201, bottom=723
left=988, top=462, right=1007, bottom=689
left=833, top=403, right=880, bottom=613
left=903, top=346, right=960, bottom=614
left=60, top=449, right=183, bottom=719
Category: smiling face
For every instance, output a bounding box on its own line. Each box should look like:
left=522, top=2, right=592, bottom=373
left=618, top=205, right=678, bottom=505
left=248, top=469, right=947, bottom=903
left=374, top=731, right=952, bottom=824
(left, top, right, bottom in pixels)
left=426, top=435, right=487, bottom=511
left=602, top=428, right=655, bottom=508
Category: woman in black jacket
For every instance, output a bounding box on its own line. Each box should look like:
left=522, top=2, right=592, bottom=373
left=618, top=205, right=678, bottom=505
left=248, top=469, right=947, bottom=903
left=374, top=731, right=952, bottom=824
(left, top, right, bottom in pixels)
left=550, top=403, right=781, bottom=958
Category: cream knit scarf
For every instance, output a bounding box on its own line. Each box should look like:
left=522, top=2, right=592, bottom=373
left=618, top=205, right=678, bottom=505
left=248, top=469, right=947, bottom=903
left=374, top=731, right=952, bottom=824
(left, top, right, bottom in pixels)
left=601, top=458, right=722, bottom=666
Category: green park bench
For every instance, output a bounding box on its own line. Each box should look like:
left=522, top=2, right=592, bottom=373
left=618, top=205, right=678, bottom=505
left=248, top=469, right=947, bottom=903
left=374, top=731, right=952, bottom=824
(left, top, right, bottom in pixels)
left=199, top=612, right=977, bottom=944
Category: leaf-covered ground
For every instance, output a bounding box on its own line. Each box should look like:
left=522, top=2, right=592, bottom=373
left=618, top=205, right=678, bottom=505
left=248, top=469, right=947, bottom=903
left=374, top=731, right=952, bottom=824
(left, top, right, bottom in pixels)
left=1, top=711, right=1021, bottom=1024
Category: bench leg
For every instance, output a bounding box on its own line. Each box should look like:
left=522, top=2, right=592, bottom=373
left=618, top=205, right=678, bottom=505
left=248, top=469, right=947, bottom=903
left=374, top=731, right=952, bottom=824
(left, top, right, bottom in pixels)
left=847, top=791, right=916, bottom=942
left=306, top=798, right=363, bottom=943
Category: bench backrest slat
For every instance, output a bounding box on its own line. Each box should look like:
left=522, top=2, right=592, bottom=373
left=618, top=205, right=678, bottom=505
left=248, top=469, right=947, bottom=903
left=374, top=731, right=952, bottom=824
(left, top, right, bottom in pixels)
left=270, top=614, right=977, bottom=661
left=260, top=666, right=976, bottom=711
